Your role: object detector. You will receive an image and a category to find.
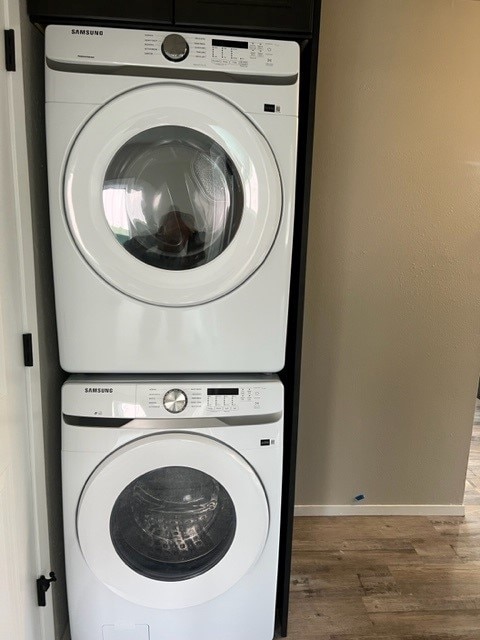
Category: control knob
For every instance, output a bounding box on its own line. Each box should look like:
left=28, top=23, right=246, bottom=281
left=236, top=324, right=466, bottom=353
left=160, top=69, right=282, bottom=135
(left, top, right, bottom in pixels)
left=163, top=388, right=188, bottom=413
left=162, top=34, right=189, bottom=62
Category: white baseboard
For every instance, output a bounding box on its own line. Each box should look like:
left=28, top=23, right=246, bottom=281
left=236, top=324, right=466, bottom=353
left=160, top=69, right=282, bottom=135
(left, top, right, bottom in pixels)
left=294, top=504, right=465, bottom=516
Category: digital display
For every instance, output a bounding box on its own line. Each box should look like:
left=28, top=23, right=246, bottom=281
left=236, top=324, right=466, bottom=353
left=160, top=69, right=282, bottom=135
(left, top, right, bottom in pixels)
left=207, top=388, right=239, bottom=396
left=212, top=39, right=249, bottom=50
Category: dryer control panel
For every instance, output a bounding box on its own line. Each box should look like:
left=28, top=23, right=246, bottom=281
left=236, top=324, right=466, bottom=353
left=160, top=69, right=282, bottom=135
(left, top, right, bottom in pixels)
left=46, top=25, right=299, bottom=80
left=153, top=32, right=284, bottom=72
left=62, top=377, right=283, bottom=420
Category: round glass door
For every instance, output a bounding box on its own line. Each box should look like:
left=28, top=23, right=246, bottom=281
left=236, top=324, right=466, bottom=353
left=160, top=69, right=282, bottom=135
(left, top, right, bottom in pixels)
left=64, top=83, right=282, bottom=306
left=110, top=466, right=236, bottom=581
left=103, top=126, right=243, bottom=271
left=77, top=432, right=269, bottom=609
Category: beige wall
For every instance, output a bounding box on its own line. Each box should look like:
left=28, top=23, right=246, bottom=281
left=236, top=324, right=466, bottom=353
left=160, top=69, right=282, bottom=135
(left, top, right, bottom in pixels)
left=296, top=0, right=480, bottom=511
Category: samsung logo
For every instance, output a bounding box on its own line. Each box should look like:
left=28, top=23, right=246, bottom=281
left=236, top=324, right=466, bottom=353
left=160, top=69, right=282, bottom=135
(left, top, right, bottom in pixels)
left=71, top=29, right=104, bottom=36
left=84, top=387, right=113, bottom=393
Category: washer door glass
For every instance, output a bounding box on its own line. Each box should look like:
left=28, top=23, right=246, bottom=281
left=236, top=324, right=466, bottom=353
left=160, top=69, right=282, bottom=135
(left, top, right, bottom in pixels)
left=110, top=466, right=236, bottom=581
left=103, top=126, right=243, bottom=271
left=76, top=432, right=269, bottom=609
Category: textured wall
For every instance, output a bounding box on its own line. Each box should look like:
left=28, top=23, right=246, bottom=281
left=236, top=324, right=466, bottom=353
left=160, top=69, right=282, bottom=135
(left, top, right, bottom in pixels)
left=296, top=0, right=480, bottom=510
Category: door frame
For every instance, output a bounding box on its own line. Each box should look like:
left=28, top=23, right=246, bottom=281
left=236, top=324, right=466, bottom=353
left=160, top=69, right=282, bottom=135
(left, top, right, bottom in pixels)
left=5, top=0, right=55, bottom=637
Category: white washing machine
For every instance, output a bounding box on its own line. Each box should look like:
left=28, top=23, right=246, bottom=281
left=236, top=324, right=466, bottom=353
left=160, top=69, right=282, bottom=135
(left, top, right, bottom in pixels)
left=46, top=26, right=299, bottom=373
left=62, top=375, right=283, bottom=640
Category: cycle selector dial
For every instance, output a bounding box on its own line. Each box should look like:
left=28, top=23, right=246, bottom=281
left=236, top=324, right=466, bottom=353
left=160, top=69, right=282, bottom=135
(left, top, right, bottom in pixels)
left=163, top=388, right=188, bottom=413
left=162, top=34, right=189, bottom=62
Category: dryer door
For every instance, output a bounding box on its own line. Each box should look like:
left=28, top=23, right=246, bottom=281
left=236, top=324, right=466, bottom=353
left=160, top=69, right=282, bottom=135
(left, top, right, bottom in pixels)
left=77, top=432, right=269, bottom=609
left=64, top=83, right=282, bottom=306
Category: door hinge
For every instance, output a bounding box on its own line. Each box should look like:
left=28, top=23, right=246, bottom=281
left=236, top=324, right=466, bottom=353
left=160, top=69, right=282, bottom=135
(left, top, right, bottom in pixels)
left=37, top=572, right=57, bottom=607
left=4, top=29, right=15, bottom=72
left=22, top=333, right=33, bottom=367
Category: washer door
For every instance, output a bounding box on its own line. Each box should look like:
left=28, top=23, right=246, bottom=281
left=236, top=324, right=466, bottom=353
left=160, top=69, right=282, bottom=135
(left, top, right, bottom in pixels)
left=77, top=433, right=269, bottom=609
left=64, top=83, right=282, bottom=306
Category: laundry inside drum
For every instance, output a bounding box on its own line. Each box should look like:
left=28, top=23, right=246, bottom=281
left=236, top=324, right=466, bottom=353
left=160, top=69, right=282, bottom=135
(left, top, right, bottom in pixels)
left=102, top=125, right=244, bottom=271
left=110, top=466, right=237, bottom=581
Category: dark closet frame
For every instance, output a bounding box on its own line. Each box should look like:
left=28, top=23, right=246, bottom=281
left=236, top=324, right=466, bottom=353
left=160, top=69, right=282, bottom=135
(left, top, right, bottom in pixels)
left=27, top=2, right=323, bottom=635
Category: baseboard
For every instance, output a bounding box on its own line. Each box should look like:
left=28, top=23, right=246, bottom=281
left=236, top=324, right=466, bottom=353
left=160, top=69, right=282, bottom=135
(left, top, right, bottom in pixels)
left=294, top=504, right=465, bottom=516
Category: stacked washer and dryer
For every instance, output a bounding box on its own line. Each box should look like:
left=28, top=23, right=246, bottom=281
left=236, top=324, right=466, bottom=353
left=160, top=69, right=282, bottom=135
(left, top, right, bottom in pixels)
left=46, top=25, right=299, bottom=640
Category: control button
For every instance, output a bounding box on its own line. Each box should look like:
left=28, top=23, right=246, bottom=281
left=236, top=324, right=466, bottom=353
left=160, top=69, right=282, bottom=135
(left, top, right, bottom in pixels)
left=162, top=34, right=189, bottom=62
left=163, top=389, right=188, bottom=413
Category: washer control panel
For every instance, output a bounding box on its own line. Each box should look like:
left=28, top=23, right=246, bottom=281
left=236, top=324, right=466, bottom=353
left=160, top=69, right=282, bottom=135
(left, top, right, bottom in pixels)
left=62, top=378, right=282, bottom=420
left=206, top=387, right=261, bottom=412
left=138, top=384, right=270, bottom=418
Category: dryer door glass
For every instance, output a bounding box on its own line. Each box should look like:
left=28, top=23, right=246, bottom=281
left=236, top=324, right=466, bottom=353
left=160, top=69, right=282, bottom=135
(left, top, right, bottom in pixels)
left=103, top=126, right=243, bottom=271
left=64, top=84, right=283, bottom=306
left=109, top=466, right=236, bottom=581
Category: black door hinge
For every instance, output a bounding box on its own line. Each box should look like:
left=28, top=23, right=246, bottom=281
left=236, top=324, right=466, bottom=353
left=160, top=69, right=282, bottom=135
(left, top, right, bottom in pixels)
left=4, top=29, right=15, bottom=72
left=37, top=572, right=57, bottom=607
left=22, top=333, right=33, bottom=367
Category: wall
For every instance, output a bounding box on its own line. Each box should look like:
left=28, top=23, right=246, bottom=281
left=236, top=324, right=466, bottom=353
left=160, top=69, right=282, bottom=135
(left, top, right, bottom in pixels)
left=19, top=3, right=68, bottom=636
left=296, top=0, right=480, bottom=515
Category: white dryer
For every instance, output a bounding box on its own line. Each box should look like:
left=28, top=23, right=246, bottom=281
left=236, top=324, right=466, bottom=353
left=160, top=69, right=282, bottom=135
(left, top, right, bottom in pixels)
left=46, top=26, right=299, bottom=373
left=62, top=375, right=283, bottom=640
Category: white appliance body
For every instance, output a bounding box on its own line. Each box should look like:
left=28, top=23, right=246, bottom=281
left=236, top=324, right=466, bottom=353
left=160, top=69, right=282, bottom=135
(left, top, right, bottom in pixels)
left=62, top=375, right=283, bottom=640
left=46, top=26, right=299, bottom=373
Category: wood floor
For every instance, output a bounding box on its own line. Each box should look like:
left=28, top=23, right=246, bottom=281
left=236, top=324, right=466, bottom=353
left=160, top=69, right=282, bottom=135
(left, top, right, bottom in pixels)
left=287, top=399, right=480, bottom=640
left=464, top=399, right=480, bottom=506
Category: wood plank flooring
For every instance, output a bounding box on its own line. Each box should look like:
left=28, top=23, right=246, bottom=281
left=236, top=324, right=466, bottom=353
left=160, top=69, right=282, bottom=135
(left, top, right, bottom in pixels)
left=464, top=399, right=480, bottom=506
left=287, top=399, right=480, bottom=639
